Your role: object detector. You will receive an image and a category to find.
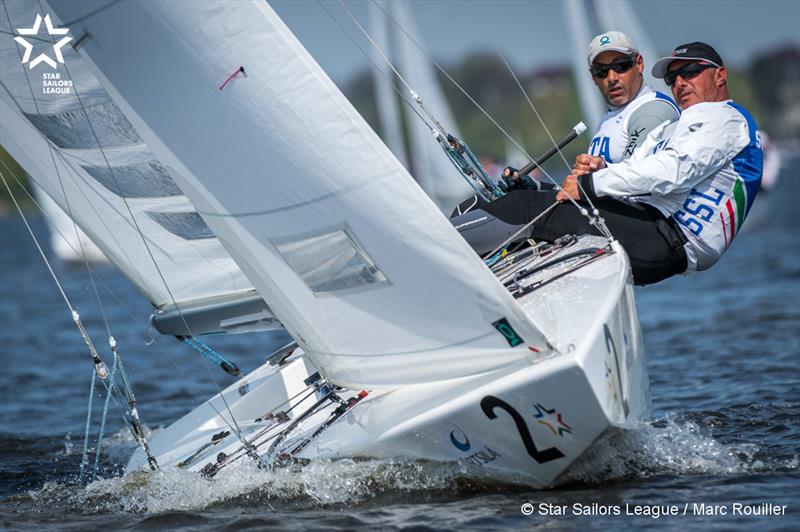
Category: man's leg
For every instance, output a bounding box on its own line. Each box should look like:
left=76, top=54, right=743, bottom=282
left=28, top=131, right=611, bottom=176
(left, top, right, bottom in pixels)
left=455, top=190, right=687, bottom=285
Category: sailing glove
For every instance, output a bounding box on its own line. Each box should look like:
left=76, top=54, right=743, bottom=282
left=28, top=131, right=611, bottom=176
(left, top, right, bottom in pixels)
left=498, top=166, right=544, bottom=192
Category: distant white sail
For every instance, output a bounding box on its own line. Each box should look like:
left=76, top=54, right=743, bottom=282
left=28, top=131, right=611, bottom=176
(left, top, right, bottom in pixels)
left=30, top=181, right=108, bottom=263
left=594, top=0, right=660, bottom=91
left=389, top=0, right=474, bottom=212
left=562, top=0, right=605, bottom=132
left=0, top=1, right=260, bottom=326
left=43, top=0, right=553, bottom=387
left=369, top=1, right=408, bottom=169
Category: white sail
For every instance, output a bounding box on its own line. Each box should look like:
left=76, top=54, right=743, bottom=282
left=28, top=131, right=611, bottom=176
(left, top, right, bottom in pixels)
left=30, top=181, right=108, bottom=263
left=562, top=0, right=605, bottom=132
left=389, top=0, right=474, bottom=212
left=43, top=0, right=553, bottom=387
left=594, top=0, right=660, bottom=90
left=0, top=1, right=262, bottom=329
left=369, top=1, right=408, bottom=170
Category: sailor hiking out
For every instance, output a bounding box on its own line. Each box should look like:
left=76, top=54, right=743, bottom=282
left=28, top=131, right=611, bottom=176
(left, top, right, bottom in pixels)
left=453, top=41, right=762, bottom=285
left=496, top=31, right=679, bottom=193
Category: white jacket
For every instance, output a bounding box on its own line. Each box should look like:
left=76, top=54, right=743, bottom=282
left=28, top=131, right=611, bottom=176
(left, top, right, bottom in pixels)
left=583, top=100, right=763, bottom=272
left=589, top=85, right=679, bottom=163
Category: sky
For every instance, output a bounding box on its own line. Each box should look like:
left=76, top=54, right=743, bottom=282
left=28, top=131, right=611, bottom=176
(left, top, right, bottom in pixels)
left=271, top=0, right=800, bottom=87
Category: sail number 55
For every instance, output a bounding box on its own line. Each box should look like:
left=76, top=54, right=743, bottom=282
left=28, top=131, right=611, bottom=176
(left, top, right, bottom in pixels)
left=673, top=187, right=724, bottom=236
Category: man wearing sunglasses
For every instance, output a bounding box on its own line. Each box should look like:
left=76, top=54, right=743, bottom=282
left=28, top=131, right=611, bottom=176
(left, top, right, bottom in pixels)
left=558, top=41, right=762, bottom=281
left=498, top=32, right=678, bottom=191
left=582, top=31, right=679, bottom=167
left=454, top=42, right=761, bottom=285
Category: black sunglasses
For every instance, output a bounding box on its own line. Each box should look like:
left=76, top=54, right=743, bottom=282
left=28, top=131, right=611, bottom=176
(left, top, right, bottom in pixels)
left=590, top=55, right=636, bottom=79
left=664, top=62, right=718, bottom=86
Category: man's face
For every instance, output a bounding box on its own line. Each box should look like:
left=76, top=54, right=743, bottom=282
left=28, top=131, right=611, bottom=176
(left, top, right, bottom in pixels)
left=591, top=51, right=644, bottom=107
left=667, top=59, right=728, bottom=109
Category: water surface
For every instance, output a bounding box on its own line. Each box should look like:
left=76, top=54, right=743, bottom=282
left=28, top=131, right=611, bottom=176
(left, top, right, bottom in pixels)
left=1, top=159, right=798, bottom=530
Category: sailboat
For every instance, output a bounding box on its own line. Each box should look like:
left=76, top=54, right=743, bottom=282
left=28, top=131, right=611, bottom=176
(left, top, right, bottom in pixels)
left=0, top=0, right=648, bottom=487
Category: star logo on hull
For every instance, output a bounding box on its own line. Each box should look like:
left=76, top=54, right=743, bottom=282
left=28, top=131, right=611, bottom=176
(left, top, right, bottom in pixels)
left=533, top=403, right=573, bottom=437
left=14, top=14, right=72, bottom=70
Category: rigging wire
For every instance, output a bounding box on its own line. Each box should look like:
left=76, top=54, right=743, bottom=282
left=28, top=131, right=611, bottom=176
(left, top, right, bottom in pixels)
left=33, top=0, right=247, bottom=443
left=496, top=50, right=614, bottom=240
left=350, top=0, right=614, bottom=240
left=315, top=0, right=434, bottom=133
left=78, top=367, right=97, bottom=483
left=0, top=0, right=249, bottom=469
left=0, top=156, right=246, bottom=465
left=497, top=50, right=574, bottom=174
left=4, top=0, right=161, bottom=469
left=0, top=158, right=154, bottom=344
left=367, top=0, right=536, bottom=165
left=334, top=0, right=503, bottom=198
left=0, top=169, right=146, bottom=460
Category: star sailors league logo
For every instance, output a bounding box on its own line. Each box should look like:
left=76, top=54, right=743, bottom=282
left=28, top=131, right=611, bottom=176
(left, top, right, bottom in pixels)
left=14, top=14, right=72, bottom=69
left=533, top=403, right=573, bottom=437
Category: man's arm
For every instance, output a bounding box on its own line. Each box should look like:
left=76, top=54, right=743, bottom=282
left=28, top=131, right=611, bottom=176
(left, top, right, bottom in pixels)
left=580, top=103, right=750, bottom=199
left=571, top=100, right=678, bottom=175
left=622, top=99, right=680, bottom=159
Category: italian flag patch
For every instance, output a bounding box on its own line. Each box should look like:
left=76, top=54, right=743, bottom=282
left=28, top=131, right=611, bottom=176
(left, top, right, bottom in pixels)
left=720, top=178, right=747, bottom=247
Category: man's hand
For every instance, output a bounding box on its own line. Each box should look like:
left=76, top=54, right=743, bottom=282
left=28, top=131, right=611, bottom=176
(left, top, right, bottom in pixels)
left=499, top=166, right=541, bottom=192
left=556, top=174, right=580, bottom=202
left=572, top=154, right=606, bottom=176
left=502, top=166, right=520, bottom=181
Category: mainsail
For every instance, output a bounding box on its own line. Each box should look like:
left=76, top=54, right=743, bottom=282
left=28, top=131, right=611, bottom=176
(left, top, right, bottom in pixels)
left=37, top=0, right=553, bottom=387
left=0, top=1, right=272, bottom=335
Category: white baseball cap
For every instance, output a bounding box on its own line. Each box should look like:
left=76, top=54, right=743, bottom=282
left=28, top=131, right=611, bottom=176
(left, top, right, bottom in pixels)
left=587, top=31, right=638, bottom=65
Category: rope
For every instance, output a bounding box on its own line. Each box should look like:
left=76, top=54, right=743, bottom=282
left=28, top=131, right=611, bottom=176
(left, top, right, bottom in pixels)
left=183, top=337, right=240, bottom=376
left=316, top=0, right=433, bottom=133
left=368, top=0, right=535, bottom=163
left=496, top=50, right=614, bottom=240
left=78, top=367, right=96, bottom=483
left=92, top=351, right=119, bottom=481
left=481, top=200, right=560, bottom=260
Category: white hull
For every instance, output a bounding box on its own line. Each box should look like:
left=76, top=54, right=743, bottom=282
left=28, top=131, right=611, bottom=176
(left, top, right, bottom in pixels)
left=129, top=237, right=649, bottom=487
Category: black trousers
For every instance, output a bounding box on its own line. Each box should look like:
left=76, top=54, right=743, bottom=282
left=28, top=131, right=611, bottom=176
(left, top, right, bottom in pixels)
left=459, top=190, right=688, bottom=285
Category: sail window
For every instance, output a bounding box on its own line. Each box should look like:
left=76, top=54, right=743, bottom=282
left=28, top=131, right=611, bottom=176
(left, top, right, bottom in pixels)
left=147, top=212, right=215, bottom=240
left=24, top=101, right=142, bottom=149
left=82, top=161, right=182, bottom=198
left=273, top=225, right=389, bottom=295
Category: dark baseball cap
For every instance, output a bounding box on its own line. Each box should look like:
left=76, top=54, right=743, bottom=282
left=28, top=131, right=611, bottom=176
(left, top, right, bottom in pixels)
left=651, top=42, right=724, bottom=78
